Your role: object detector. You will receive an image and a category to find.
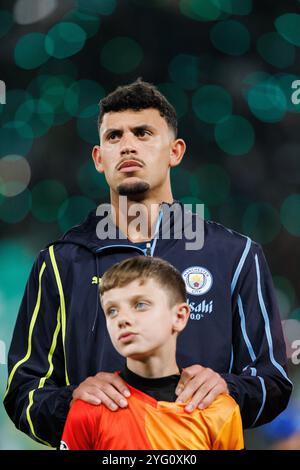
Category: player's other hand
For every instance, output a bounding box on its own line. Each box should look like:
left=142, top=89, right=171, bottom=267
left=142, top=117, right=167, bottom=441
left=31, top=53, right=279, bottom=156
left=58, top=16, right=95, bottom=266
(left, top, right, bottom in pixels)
left=175, top=364, right=229, bottom=412
left=71, top=372, right=130, bottom=411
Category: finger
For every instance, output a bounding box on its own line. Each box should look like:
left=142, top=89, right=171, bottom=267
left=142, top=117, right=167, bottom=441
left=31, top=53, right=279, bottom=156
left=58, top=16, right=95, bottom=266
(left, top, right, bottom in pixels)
left=96, top=373, right=131, bottom=398
left=73, top=390, right=102, bottom=406
left=95, top=383, right=129, bottom=409
left=175, top=365, right=203, bottom=395
left=184, top=377, right=220, bottom=412
left=96, top=389, right=122, bottom=411
left=176, top=371, right=210, bottom=403
left=73, top=385, right=105, bottom=404
left=198, top=383, right=226, bottom=410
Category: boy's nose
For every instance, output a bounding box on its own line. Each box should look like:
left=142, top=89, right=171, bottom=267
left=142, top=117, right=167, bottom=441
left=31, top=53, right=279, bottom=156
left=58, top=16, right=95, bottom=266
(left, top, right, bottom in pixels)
left=117, top=310, right=132, bottom=327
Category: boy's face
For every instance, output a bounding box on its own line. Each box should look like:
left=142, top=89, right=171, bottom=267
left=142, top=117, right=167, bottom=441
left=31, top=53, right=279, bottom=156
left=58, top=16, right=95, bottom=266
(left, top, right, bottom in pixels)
left=101, top=278, right=189, bottom=360
left=92, top=108, right=185, bottom=197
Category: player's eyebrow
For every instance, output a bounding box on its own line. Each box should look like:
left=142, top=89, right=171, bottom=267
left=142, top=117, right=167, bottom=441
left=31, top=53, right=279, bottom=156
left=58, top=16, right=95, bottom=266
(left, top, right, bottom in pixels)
left=103, top=124, right=156, bottom=139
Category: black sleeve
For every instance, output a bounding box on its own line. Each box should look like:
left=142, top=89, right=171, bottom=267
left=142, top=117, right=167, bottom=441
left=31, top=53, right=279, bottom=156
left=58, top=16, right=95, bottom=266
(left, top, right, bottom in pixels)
left=3, top=247, right=76, bottom=448
left=222, top=241, right=292, bottom=428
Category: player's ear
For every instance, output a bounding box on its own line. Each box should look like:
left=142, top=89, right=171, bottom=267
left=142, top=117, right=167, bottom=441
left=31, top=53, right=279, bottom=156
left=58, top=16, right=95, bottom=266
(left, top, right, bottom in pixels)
left=92, top=145, right=104, bottom=173
left=172, top=303, right=190, bottom=333
left=169, top=138, right=186, bottom=168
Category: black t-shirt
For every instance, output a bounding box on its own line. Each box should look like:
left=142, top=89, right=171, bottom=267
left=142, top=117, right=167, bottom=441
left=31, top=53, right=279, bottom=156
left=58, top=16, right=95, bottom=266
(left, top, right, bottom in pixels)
left=120, top=365, right=180, bottom=402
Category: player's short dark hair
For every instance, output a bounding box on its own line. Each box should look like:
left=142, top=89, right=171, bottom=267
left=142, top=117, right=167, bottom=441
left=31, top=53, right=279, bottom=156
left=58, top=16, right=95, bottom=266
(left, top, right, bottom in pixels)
left=100, top=256, right=186, bottom=307
left=98, top=79, right=178, bottom=137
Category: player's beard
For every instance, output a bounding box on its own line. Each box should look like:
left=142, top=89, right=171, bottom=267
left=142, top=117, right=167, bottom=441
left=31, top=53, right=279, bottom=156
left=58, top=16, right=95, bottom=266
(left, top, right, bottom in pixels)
left=117, top=180, right=150, bottom=196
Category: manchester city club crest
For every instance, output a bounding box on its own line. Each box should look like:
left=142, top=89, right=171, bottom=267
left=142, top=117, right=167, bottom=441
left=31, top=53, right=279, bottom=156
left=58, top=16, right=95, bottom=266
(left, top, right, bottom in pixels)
left=182, top=266, right=213, bottom=295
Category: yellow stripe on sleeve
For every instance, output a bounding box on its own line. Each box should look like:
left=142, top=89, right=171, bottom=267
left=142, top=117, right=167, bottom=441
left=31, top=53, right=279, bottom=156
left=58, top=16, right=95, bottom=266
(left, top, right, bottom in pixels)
left=49, top=245, right=70, bottom=386
left=3, top=262, right=46, bottom=400
left=26, top=307, right=62, bottom=447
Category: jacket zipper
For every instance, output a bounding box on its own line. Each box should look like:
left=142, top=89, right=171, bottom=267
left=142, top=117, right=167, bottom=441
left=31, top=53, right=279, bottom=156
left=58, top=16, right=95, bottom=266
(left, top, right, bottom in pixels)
left=146, top=242, right=151, bottom=256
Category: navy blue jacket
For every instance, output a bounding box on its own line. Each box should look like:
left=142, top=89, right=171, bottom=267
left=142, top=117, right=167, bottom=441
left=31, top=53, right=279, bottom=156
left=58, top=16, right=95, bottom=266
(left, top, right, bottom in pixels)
left=4, top=203, right=292, bottom=447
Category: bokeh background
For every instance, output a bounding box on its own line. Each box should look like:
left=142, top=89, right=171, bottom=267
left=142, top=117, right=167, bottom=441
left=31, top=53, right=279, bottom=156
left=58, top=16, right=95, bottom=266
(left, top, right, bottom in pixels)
left=0, top=0, right=300, bottom=450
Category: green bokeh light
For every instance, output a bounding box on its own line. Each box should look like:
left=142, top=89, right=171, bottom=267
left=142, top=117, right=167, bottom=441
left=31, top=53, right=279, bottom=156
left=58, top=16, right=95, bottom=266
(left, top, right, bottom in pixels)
left=242, top=71, right=270, bottom=88
left=242, top=202, right=281, bottom=244
left=58, top=196, right=96, bottom=233
left=212, top=0, right=252, bottom=15
left=64, top=9, right=100, bottom=38
left=275, top=13, right=300, bottom=47
left=15, top=98, right=54, bottom=138
left=77, top=105, right=99, bottom=144
left=169, top=54, right=200, bottom=90
left=100, top=37, right=143, bottom=74
left=45, top=22, right=86, bottom=59
left=193, top=164, right=231, bottom=206
left=247, top=78, right=287, bottom=122
left=193, top=85, right=232, bottom=124
left=31, top=180, right=68, bottom=223
left=0, top=10, right=13, bottom=39
left=0, top=189, right=31, bottom=223
left=257, top=32, right=295, bottom=69
left=76, top=0, right=117, bottom=15
left=38, top=75, right=75, bottom=125
left=14, top=33, right=49, bottom=70
left=157, top=83, right=188, bottom=119
left=179, top=0, right=222, bottom=21
left=65, top=80, right=105, bottom=118
left=0, top=123, right=33, bottom=157
left=0, top=89, right=32, bottom=123
left=77, top=160, right=110, bottom=200
left=28, top=74, right=79, bottom=126
left=210, top=20, right=250, bottom=56
left=215, top=115, right=255, bottom=156
left=280, top=194, right=300, bottom=236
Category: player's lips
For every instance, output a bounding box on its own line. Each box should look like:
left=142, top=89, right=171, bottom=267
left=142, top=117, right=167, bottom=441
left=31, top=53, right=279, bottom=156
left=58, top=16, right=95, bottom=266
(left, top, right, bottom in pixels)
left=118, top=332, right=138, bottom=342
left=117, top=160, right=143, bottom=173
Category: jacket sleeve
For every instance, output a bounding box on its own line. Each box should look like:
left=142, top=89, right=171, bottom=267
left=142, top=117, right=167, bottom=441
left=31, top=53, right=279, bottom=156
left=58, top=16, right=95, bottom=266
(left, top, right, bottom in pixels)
left=3, top=248, right=76, bottom=448
left=221, top=240, right=293, bottom=428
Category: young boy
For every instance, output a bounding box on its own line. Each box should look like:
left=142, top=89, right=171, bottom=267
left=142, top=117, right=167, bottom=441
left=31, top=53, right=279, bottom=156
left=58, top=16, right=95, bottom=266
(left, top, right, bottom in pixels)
left=61, top=257, right=244, bottom=450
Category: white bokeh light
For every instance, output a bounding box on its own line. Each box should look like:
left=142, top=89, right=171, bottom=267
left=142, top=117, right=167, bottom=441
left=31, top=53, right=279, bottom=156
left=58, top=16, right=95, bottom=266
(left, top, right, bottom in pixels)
left=14, top=0, right=58, bottom=25
left=0, top=155, right=31, bottom=197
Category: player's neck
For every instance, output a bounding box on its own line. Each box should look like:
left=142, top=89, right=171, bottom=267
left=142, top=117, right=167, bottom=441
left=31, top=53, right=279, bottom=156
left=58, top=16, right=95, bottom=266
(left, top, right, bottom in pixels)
left=109, top=191, right=174, bottom=243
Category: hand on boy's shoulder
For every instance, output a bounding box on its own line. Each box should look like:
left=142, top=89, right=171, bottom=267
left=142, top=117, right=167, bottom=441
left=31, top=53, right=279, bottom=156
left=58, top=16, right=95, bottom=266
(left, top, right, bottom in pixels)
left=175, top=364, right=229, bottom=413
left=71, top=372, right=131, bottom=410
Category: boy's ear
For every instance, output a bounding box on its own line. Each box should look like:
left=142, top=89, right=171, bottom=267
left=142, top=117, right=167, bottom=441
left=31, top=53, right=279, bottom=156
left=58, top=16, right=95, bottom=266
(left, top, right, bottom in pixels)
left=172, top=303, right=190, bottom=333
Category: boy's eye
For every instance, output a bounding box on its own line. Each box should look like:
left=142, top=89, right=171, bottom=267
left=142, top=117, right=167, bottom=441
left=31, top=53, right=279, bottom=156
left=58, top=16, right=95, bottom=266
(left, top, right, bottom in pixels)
left=135, top=302, right=148, bottom=310
left=107, top=308, right=118, bottom=317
